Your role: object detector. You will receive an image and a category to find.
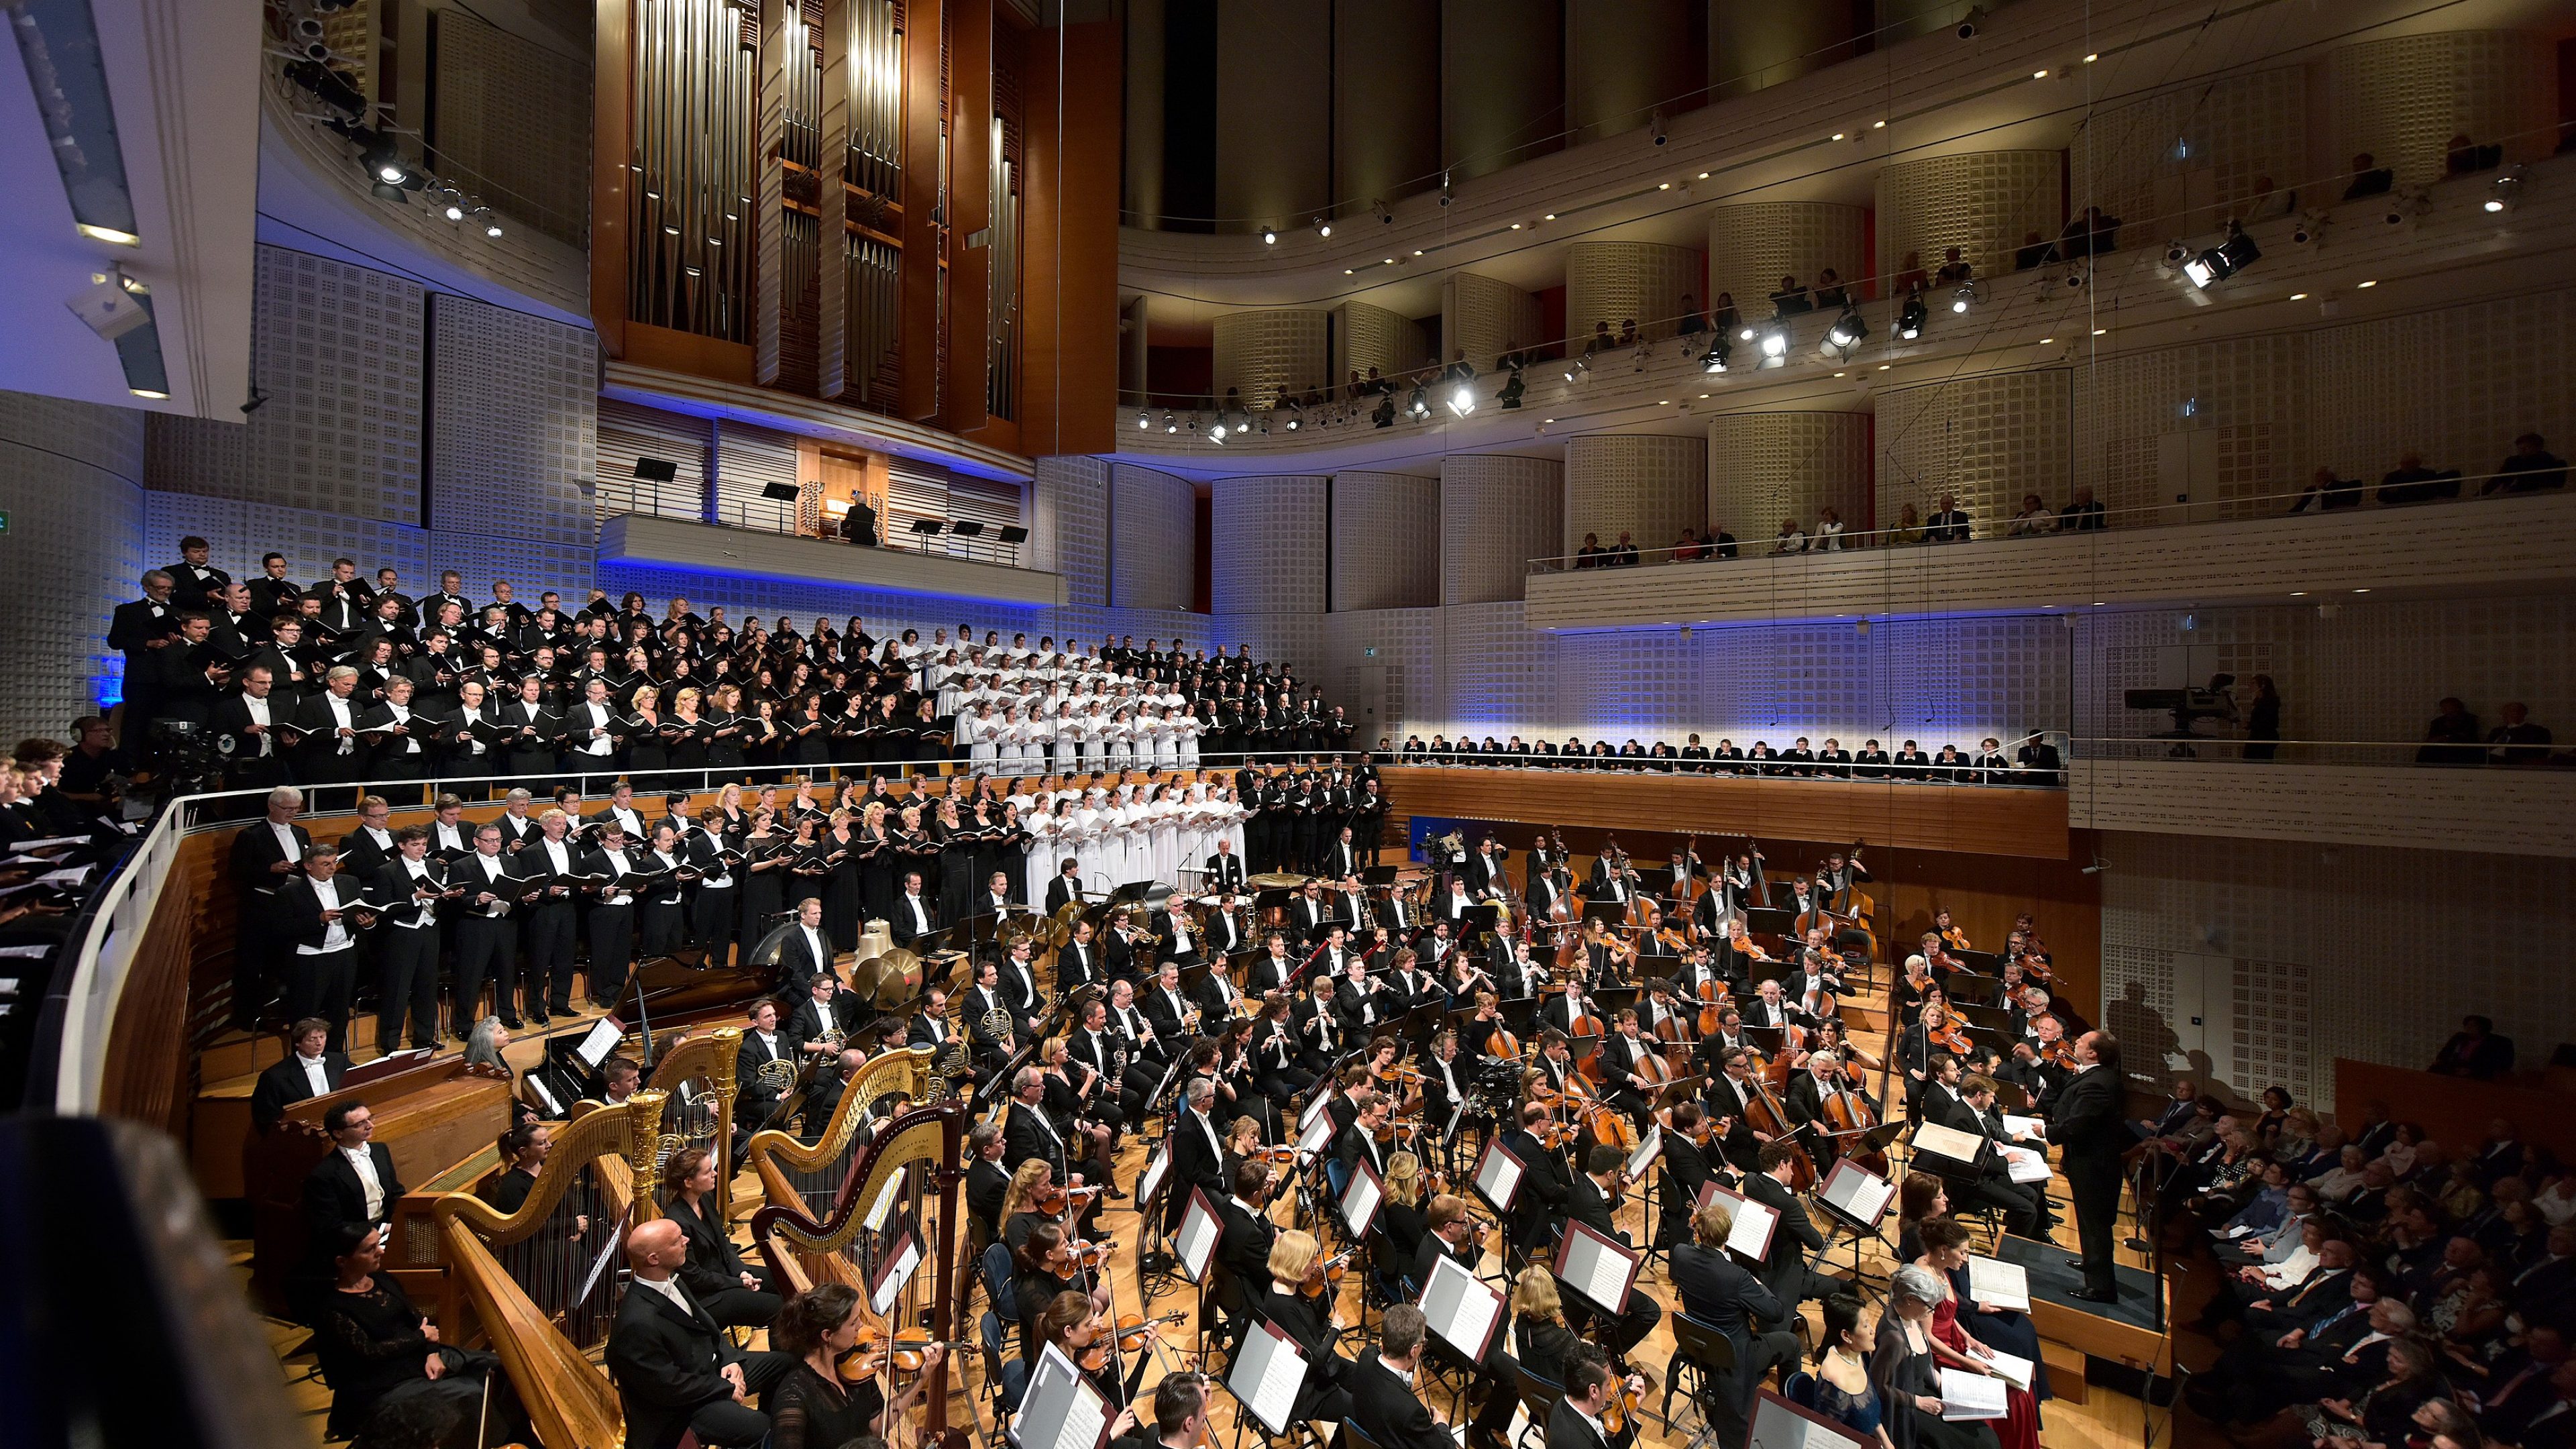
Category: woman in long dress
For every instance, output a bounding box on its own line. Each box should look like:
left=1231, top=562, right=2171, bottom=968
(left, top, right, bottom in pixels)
left=1217, top=782, right=1250, bottom=859
left=964, top=701, right=998, bottom=769
left=1071, top=789, right=1111, bottom=892
left=1022, top=798, right=1059, bottom=904
left=1151, top=706, right=1183, bottom=770
left=995, top=704, right=1026, bottom=773
left=1149, top=784, right=1183, bottom=885
left=1873, top=1265, right=2004, bottom=1449
left=1177, top=782, right=1210, bottom=886
left=1049, top=692, right=1081, bottom=772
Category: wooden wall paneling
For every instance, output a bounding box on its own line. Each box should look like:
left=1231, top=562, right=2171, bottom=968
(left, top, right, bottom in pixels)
left=101, top=832, right=227, bottom=1140
left=2333, top=1059, right=2576, bottom=1168
left=593, top=0, right=633, bottom=354
left=943, top=0, right=994, bottom=433
left=1020, top=17, right=1122, bottom=458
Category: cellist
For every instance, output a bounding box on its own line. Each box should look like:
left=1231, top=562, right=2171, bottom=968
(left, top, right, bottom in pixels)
left=1599, top=1008, right=1665, bottom=1132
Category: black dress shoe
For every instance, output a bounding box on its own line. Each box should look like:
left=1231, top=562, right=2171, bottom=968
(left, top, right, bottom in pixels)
left=2069, top=1286, right=2121, bottom=1303
left=500, top=1016, right=525, bottom=1030
left=528, top=1012, right=552, bottom=1027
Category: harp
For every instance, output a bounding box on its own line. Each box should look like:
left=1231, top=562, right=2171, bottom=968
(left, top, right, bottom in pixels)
left=743, top=1043, right=938, bottom=1221
left=572, top=1026, right=741, bottom=1219
left=433, top=1089, right=669, bottom=1449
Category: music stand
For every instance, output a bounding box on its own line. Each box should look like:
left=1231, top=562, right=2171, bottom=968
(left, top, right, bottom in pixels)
left=1813, top=1156, right=1900, bottom=1283
left=1224, top=1318, right=1311, bottom=1439
left=998, top=523, right=1029, bottom=566
left=1470, top=1136, right=1525, bottom=1219
left=868, top=1221, right=923, bottom=1316
left=908, top=517, right=945, bottom=553
left=1698, top=1181, right=1780, bottom=1265
left=1553, top=1219, right=1643, bottom=1316
left=1022, top=1343, right=1118, bottom=1449
left=1909, top=1120, right=1990, bottom=1179
left=1340, top=1155, right=1385, bottom=1240
left=1746, top=1388, right=1874, bottom=1449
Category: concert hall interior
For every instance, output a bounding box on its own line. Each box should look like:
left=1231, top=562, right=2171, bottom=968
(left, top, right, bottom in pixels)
left=5, top=3, right=2576, bottom=1449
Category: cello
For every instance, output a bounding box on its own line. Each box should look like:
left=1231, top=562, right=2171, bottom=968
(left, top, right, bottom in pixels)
left=1737, top=1070, right=1818, bottom=1191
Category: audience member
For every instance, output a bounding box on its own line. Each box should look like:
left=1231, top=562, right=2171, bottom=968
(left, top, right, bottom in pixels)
left=1771, top=275, right=1813, bottom=315
left=2345, top=152, right=2396, bottom=200
left=2416, top=698, right=2482, bottom=765
left=2057, top=486, right=2106, bottom=531
left=2008, top=495, right=2052, bottom=537
left=2486, top=434, right=2568, bottom=496
left=2487, top=704, right=2553, bottom=765
left=1925, top=493, right=1972, bottom=543
left=2290, top=468, right=2363, bottom=513
left=1892, top=250, right=1929, bottom=296
left=2379, top=452, right=2457, bottom=505
left=1933, top=246, right=1974, bottom=286
left=2013, top=230, right=2053, bottom=270
left=2430, top=1016, right=2516, bottom=1079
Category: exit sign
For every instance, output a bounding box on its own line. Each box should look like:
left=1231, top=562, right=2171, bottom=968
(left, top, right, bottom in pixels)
left=1362, top=647, right=1377, bottom=657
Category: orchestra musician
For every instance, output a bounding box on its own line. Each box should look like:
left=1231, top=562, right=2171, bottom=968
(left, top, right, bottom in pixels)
left=1566, top=1145, right=1665, bottom=1360
left=1546, top=1345, right=1645, bottom=1449
left=1670, top=1198, right=1799, bottom=1423
left=1500, top=1100, right=1574, bottom=1260
left=1409, top=1201, right=1523, bottom=1449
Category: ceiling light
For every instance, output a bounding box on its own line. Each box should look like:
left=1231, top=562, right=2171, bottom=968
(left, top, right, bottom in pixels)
left=1896, top=296, right=1926, bottom=339
left=1136, top=410, right=1150, bottom=430
left=2353, top=588, right=2370, bottom=593
left=443, top=201, right=465, bottom=221
left=2092, top=327, right=2108, bottom=335
left=1823, top=305, right=1869, bottom=353
left=2182, top=229, right=2259, bottom=288
left=2038, top=337, right=2053, bottom=343
left=76, top=224, right=139, bottom=246
left=1316, top=217, right=1332, bottom=237
left=1760, top=324, right=1788, bottom=359
left=1261, top=228, right=1276, bottom=244
left=1210, top=421, right=1228, bottom=441
left=1950, top=281, right=1976, bottom=313
left=1878, top=364, right=1890, bottom=370
left=1872, top=120, right=1886, bottom=129
left=1448, top=386, right=1475, bottom=417
left=1413, top=249, right=1424, bottom=256
left=1543, top=213, right=1556, bottom=220
left=2083, top=52, right=2098, bottom=62
left=2288, top=591, right=2306, bottom=597
left=1383, top=257, right=1395, bottom=264
left=1344, top=268, right=1355, bottom=274
left=129, top=388, right=168, bottom=399
left=2356, top=279, right=2377, bottom=288
left=2288, top=292, right=2307, bottom=301
left=1657, top=182, right=1672, bottom=191
left=2033, top=68, right=2048, bottom=79
left=1508, top=222, right=1521, bottom=229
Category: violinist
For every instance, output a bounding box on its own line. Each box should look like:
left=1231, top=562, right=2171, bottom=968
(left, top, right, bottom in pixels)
left=765, top=1284, right=943, bottom=1449
left=1744, top=1142, right=1839, bottom=1328
left=1263, top=1230, right=1355, bottom=1423
left=1499, top=1100, right=1575, bottom=1258
left=996, top=1157, right=1059, bottom=1254
left=1932, top=908, right=1971, bottom=954
left=1214, top=1160, right=1281, bottom=1337
left=1010, top=1222, right=1107, bottom=1367
left=1409, top=1199, right=1523, bottom=1449
left=1564, top=1152, right=1659, bottom=1363
left=1896, top=953, right=1939, bottom=1023
left=2017, top=981, right=2088, bottom=1038
left=1532, top=1029, right=1581, bottom=1100
left=1336, top=1093, right=1396, bottom=1182
left=1919, top=930, right=1966, bottom=979
left=1106, top=1371, right=1205, bottom=1449
left=1035, top=1290, right=1135, bottom=1405
left=1546, top=1345, right=1646, bottom=1449
left=1353, top=1304, right=1469, bottom=1449
left=1653, top=1102, right=1729, bottom=1246
left=1900, top=1001, right=1969, bottom=1120
left=1719, top=918, right=1770, bottom=990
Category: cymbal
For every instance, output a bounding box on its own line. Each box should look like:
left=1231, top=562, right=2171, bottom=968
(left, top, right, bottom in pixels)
left=849, top=954, right=891, bottom=1001
left=1247, top=871, right=1312, bottom=889
left=1053, top=900, right=1087, bottom=928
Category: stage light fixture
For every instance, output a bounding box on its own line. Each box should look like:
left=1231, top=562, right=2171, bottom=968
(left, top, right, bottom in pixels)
left=1649, top=109, right=1667, bottom=146
left=1759, top=323, right=1788, bottom=359
left=1701, top=337, right=1733, bottom=373
left=1261, top=227, right=1276, bottom=244
left=2182, top=227, right=2259, bottom=290
left=1209, top=421, right=1228, bottom=443
left=1822, top=306, right=1868, bottom=354
left=1407, top=384, right=1430, bottom=419
left=1896, top=295, right=1927, bottom=339
left=1950, top=282, right=1976, bottom=314
left=1497, top=370, right=1525, bottom=408
left=1955, top=5, right=1986, bottom=38
left=2487, top=168, right=2526, bottom=213
left=1448, top=384, right=1475, bottom=417
left=1163, top=411, right=1177, bottom=433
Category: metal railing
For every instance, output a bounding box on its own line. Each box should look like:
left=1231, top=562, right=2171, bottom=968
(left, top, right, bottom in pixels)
left=594, top=486, right=1038, bottom=570
left=1524, top=465, right=2569, bottom=570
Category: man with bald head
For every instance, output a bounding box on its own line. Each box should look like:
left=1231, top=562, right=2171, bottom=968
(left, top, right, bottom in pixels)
left=604, top=1217, right=796, bottom=1448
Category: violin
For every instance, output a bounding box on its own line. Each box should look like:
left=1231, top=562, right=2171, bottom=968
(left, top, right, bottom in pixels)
left=1298, top=1250, right=1353, bottom=1299
left=1601, top=1375, right=1650, bottom=1436
left=1033, top=1181, right=1101, bottom=1216
left=838, top=1327, right=972, bottom=1381
left=1925, top=1012, right=1971, bottom=1057
left=1941, top=923, right=1973, bottom=953
left=1077, top=1311, right=1188, bottom=1371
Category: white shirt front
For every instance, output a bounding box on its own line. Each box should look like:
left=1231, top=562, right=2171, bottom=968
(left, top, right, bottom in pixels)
left=399, top=859, right=440, bottom=928
left=299, top=1052, right=332, bottom=1095
left=327, top=694, right=356, bottom=754
left=904, top=894, right=929, bottom=933
left=244, top=694, right=276, bottom=755
left=341, top=1142, right=385, bottom=1220
left=300, top=875, right=352, bottom=953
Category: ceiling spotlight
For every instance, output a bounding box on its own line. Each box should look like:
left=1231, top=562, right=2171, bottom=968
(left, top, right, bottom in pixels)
left=1950, top=281, right=1976, bottom=313
left=1315, top=216, right=1332, bottom=237
left=2355, top=278, right=2377, bottom=288
left=1285, top=411, right=1301, bottom=431
left=443, top=199, right=466, bottom=222
left=1563, top=356, right=1591, bottom=383
left=2083, top=52, right=2098, bottom=62
left=1657, top=182, right=1672, bottom=191
left=1830, top=133, right=1845, bottom=142
left=2182, top=227, right=2260, bottom=289
left=1448, top=385, right=1475, bottom=417
left=1508, top=222, right=1522, bottom=230
left=2291, top=210, right=2326, bottom=246
left=481, top=213, right=504, bottom=238
left=2288, top=293, right=2308, bottom=302
left=2033, top=68, right=2049, bottom=79
left=1649, top=109, right=1667, bottom=146
left=1210, top=421, right=1228, bottom=442
left=1897, top=294, right=1927, bottom=339
left=1373, top=198, right=1393, bottom=225
left=2486, top=166, right=2526, bottom=213
left=1543, top=213, right=1557, bottom=221
left=1759, top=323, right=1788, bottom=360
left=1701, top=337, right=1733, bottom=373
left=1822, top=305, right=1869, bottom=353
left=1261, top=227, right=1277, bottom=244
left=1737, top=327, right=1758, bottom=341
left=1438, top=174, right=1453, bottom=207
left=1407, top=384, right=1430, bottom=418
left=1163, top=411, right=1178, bottom=433
left=1955, top=5, right=1986, bottom=38
left=1873, top=119, right=1886, bottom=129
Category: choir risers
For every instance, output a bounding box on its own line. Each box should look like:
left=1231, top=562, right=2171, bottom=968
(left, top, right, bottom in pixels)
left=1524, top=493, right=2576, bottom=631
left=1379, top=766, right=2070, bottom=860
left=599, top=512, right=1067, bottom=608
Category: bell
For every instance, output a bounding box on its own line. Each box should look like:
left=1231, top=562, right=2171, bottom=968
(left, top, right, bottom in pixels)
left=855, top=920, right=893, bottom=962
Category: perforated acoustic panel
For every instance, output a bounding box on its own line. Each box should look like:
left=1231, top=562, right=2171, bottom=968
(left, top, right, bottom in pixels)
left=2328, top=31, right=2555, bottom=185
left=1428, top=601, right=1548, bottom=735
left=1566, top=241, right=1702, bottom=341
left=146, top=246, right=423, bottom=523
left=1565, top=435, right=1705, bottom=554
left=426, top=531, right=598, bottom=606
left=429, top=7, right=593, bottom=247
left=1443, top=272, right=1546, bottom=374
left=1440, top=453, right=1562, bottom=605
left=0, top=391, right=144, bottom=736
left=1331, top=472, right=1440, bottom=612
left=1875, top=369, right=2070, bottom=537
left=2306, top=289, right=2575, bottom=496
left=1874, top=151, right=2063, bottom=292
left=1335, top=301, right=1430, bottom=384
left=1210, top=476, right=1327, bottom=615
left=2101, top=830, right=2575, bottom=1104
left=2082, top=66, right=2306, bottom=240
left=427, top=292, right=596, bottom=551
left=150, top=490, right=431, bottom=596
left=2071, top=334, right=2310, bottom=519
left=1707, top=412, right=1872, bottom=537
left=1212, top=311, right=1330, bottom=409
left=1108, top=464, right=1195, bottom=612
left=1707, top=203, right=1868, bottom=321
left=1031, top=455, right=1110, bottom=608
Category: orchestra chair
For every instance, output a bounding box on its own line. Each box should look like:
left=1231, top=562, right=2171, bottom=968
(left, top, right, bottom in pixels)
left=1782, top=1368, right=1819, bottom=1410
left=1512, top=1365, right=1566, bottom=1449
left=1666, top=1312, right=1745, bottom=1444
left=979, top=1301, right=1026, bottom=1418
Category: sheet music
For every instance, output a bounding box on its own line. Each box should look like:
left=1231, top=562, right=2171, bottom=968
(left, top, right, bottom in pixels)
left=1341, top=1159, right=1384, bottom=1240
left=1819, top=1158, right=1895, bottom=1225
left=870, top=1226, right=922, bottom=1317
left=1175, top=1190, right=1222, bottom=1284
left=1299, top=1089, right=1333, bottom=1132
left=1966, top=1254, right=2031, bottom=1311
left=1982, top=1349, right=2035, bottom=1390
left=1911, top=1120, right=1985, bottom=1167
left=1556, top=1222, right=1637, bottom=1314
left=576, top=1215, right=629, bottom=1304
left=576, top=1018, right=623, bottom=1067
left=1022, top=1343, right=1114, bottom=1449
left=1719, top=1189, right=1778, bottom=1261
left=2000, top=1113, right=2047, bottom=1140
left=865, top=1172, right=904, bottom=1232
left=1748, top=1391, right=1877, bottom=1449
left=1135, top=1144, right=1171, bottom=1211
left=1937, top=1367, right=2008, bottom=1420
left=1625, top=1125, right=1662, bottom=1181
left=1419, top=1251, right=1504, bottom=1361
left=2000, top=1145, right=2053, bottom=1185
left=1473, top=1138, right=1523, bottom=1211
left=1297, top=1110, right=1334, bottom=1158
left=1227, top=1320, right=1309, bottom=1436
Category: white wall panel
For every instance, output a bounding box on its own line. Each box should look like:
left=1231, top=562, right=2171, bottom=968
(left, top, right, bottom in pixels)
left=1108, top=464, right=1196, bottom=612
left=1442, top=272, right=1545, bottom=376
left=2329, top=31, right=2557, bottom=185
left=2082, top=66, right=2306, bottom=240
left=427, top=292, right=596, bottom=551
left=1330, top=472, right=1440, bottom=612
left=1565, top=434, right=1705, bottom=555
left=1441, top=453, right=1562, bottom=604
left=1566, top=241, right=1703, bottom=343
left=1032, top=455, right=1111, bottom=608
left=1876, top=369, right=2070, bottom=538
left=0, top=392, right=144, bottom=740
left=1875, top=151, right=2063, bottom=295
left=1707, top=412, right=1872, bottom=538
left=1335, top=301, right=1430, bottom=386
left=1211, top=476, right=1328, bottom=614
left=1707, top=202, right=1868, bottom=320
left=1212, top=311, right=1331, bottom=409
